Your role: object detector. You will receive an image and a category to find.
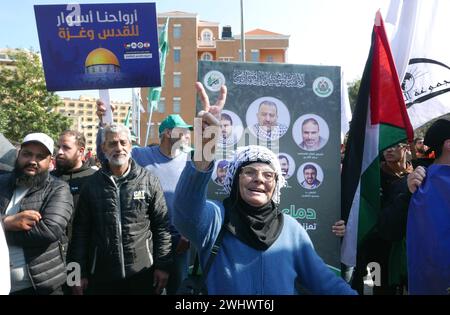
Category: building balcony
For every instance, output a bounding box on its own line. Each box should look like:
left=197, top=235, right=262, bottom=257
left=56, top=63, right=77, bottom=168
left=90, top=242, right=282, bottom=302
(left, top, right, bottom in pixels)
left=197, top=40, right=216, bottom=48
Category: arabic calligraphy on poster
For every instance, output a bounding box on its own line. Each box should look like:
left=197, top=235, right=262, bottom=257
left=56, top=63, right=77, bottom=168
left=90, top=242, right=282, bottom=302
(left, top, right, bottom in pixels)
left=34, top=3, right=160, bottom=91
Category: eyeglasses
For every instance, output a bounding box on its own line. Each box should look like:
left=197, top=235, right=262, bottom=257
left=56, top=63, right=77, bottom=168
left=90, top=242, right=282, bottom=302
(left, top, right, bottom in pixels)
left=240, top=166, right=277, bottom=182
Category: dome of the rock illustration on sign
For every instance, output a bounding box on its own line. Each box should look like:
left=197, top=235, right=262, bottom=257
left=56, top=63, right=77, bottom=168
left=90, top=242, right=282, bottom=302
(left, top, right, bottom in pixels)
left=85, top=48, right=120, bottom=74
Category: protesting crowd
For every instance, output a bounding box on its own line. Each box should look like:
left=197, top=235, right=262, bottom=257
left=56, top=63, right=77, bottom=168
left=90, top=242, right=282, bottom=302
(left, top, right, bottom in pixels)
left=0, top=79, right=448, bottom=296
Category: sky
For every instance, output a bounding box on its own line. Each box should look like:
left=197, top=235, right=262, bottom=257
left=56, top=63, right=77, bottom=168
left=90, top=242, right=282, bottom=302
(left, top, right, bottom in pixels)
left=0, top=0, right=391, bottom=102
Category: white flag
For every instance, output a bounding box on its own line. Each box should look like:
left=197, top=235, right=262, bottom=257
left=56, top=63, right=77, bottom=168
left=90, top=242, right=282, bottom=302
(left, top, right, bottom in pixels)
left=387, top=0, right=450, bottom=129
left=341, top=70, right=352, bottom=143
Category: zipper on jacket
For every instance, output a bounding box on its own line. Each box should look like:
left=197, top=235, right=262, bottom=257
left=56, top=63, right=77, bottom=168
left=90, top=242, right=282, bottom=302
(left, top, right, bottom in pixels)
left=26, top=264, right=37, bottom=290
left=90, top=246, right=98, bottom=275
left=146, top=238, right=153, bottom=266
left=115, top=185, right=126, bottom=279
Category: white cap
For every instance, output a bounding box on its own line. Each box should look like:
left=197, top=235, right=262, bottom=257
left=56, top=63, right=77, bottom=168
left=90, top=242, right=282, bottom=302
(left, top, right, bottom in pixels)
left=21, top=133, right=54, bottom=155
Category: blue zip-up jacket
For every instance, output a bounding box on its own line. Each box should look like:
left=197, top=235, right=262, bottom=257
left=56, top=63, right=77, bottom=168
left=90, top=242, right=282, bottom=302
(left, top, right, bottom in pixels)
left=174, top=161, right=357, bottom=295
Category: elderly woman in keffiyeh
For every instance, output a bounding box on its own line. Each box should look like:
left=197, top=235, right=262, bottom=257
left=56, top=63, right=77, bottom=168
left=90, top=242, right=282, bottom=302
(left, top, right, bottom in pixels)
left=172, top=82, right=356, bottom=295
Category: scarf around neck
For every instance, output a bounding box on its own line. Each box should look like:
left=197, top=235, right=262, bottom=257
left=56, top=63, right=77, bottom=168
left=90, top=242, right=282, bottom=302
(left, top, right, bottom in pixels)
left=223, top=170, right=284, bottom=250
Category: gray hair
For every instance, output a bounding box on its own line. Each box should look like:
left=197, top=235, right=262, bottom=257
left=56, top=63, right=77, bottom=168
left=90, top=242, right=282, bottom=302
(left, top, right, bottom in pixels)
left=223, top=145, right=286, bottom=204
left=101, top=123, right=132, bottom=144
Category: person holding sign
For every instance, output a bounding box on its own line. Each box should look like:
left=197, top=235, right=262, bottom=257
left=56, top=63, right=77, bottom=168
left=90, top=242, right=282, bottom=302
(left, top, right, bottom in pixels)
left=172, top=82, right=356, bottom=295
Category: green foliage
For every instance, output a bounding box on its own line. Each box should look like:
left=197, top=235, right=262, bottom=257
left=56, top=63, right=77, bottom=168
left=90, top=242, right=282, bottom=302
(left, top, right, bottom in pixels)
left=347, top=78, right=361, bottom=113
left=0, top=49, right=71, bottom=143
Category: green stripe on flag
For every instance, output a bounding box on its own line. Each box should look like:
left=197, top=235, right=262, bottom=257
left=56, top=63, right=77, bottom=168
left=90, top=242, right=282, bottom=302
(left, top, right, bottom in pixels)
left=378, top=124, right=408, bottom=152
left=358, top=156, right=380, bottom=245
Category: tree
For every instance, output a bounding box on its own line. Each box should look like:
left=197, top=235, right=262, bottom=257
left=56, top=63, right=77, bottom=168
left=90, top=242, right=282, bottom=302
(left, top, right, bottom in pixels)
left=347, top=78, right=361, bottom=113
left=0, top=49, right=71, bottom=143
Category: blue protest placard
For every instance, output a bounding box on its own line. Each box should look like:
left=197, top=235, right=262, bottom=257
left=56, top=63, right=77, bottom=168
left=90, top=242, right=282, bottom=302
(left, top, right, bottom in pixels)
left=34, top=3, right=160, bottom=91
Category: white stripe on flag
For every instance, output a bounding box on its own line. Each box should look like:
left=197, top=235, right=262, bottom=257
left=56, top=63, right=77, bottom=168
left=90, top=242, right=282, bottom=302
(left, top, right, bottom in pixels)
left=341, top=105, right=379, bottom=267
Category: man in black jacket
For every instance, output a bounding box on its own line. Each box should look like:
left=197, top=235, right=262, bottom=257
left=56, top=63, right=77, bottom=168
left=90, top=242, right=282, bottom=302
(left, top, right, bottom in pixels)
left=52, top=130, right=97, bottom=240
left=0, top=132, right=73, bottom=295
left=68, top=124, right=172, bottom=295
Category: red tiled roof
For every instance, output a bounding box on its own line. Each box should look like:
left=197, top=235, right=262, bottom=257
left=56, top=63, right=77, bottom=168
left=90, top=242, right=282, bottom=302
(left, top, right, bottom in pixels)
left=245, top=28, right=284, bottom=36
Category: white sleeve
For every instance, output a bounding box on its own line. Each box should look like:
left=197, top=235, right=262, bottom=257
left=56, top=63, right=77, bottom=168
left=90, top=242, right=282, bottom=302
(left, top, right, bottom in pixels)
left=0, top=223, right=10, bottom=295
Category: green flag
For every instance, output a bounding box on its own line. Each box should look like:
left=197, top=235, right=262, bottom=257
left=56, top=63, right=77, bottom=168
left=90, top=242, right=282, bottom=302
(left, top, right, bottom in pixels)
left=123, top=106, right=132, bottom=127
left=148, top=17, right=169, bottom=112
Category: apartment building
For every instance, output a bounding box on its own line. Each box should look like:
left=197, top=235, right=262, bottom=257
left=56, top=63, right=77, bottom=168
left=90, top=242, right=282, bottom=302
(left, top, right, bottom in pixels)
left=140, top=11, right=289, bottom=145
left=55, top=96, right=131, bottom=153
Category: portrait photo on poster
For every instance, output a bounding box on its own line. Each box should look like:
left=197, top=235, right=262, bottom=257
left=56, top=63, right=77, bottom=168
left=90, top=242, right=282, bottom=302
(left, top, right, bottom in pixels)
left=297, top=162, right=324, bottom=190
left=212, top=159, right=229, bottom=186
left=217, top=110, right=244, bottom=148
left=292, top=114, right=329, bottom=152
left=246, top=96, right=290, bottom=141
left=277, top=152, right=296, bottom=180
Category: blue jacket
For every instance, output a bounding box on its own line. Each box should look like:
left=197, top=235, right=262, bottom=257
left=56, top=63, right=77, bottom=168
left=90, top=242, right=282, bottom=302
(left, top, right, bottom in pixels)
left=174, top=161, right=356, bottom=295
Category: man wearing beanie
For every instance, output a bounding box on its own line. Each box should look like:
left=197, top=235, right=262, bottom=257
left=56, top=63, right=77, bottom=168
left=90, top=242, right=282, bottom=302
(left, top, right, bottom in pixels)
left=407, top=118, right=450, bottom=295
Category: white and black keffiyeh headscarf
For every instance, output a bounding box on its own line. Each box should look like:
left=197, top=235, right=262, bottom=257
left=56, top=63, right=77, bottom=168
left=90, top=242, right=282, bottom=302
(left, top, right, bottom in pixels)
left=223, top=145, right=286, bottom=204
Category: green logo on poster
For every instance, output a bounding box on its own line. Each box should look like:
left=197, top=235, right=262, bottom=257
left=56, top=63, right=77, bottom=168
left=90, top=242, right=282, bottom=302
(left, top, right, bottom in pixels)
left=204, top=70, right=226, bottom=92
left=313, top=77, right=333, bottom=97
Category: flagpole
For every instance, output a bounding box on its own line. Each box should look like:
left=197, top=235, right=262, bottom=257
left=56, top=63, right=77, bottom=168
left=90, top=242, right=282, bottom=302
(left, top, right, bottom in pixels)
left=240, top=0, right=245, bottom=61
left=137, top=90, right=141, bottom=146
left=145, top=104, right=154, bottom=146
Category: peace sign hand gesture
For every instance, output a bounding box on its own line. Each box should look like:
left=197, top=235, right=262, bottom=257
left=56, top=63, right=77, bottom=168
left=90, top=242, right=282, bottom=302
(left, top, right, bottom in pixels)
left=193, top=82, right=227, bottom=169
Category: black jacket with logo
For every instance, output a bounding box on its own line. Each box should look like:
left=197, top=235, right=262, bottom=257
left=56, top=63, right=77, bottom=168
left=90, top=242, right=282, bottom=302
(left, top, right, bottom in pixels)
left=67, top=159, right=172, bottom=283
left=51, top=163, right=97, bottom=240
left=0, top=173, right=73, bottom=294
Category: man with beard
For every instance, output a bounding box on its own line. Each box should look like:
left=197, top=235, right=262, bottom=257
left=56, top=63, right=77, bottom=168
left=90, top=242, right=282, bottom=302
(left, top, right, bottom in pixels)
left=300, top=164, right=321, bottom=189
left=251, top=100, right=288, bottom=141
left=96, top=105, right=193, bottom=295
left=299, top=118, right=327, bottom=151
left=0, top=132, right=73, bottom=295
left=413, top=137, right=428, bottom=158
left=52, top=130, right=97, bottom=240
left=278, top=154, right=290, bottom=178
left=69, top=124, right=172, bottom=295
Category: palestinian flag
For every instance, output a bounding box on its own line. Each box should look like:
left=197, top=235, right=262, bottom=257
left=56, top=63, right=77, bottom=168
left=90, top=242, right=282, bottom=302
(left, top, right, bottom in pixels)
left=340, top=11, right=414, bottom=267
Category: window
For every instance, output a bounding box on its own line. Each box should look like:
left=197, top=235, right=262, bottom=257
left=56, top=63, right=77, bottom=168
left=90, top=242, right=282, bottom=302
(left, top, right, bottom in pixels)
left=238, top=49, right=246, bottom=61
left=267, top=55, right=274, bottom=62
left=157, top=98, right=166, bottom=113
left=173, top=24, right=181, bottom=39
left=251, top=50, right=260, bottom=62
left=201, top=29, right=213, bottom=41
left=173, top=48, right=181, bottom=63
left=173, top=73, right=181, bottom=88
left=173, top=98, right=181, bottom=113
left=149, top=123, right=156, bottom=139
left=69, top=103, right=75, bottom=108
left=200, top=52, right=213, bottom=61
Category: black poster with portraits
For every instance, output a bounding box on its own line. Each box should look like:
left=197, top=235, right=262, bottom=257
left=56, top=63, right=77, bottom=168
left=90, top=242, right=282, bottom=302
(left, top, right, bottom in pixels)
left=197, top=61, right=341, bottom=273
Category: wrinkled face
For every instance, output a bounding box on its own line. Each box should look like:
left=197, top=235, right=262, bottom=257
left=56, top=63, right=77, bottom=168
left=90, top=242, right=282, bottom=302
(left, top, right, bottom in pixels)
left=383, top=144, right=406, bottom=162
left=102, top=132, right=132, bottom=167
left=55, top=134, right=84, bottom=171
left=17, top=142, right=52, bottom=176
left=238, top=162, right=276, bottom=207
left=278, top=157, right=289, bottom=176
left=220, top=119, right=233, bottom=138
left=304, top=168, right=317, bottom=184
left=257, top=104, right=277, bottom=129
left=302, top=122, right=320, bottom=149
